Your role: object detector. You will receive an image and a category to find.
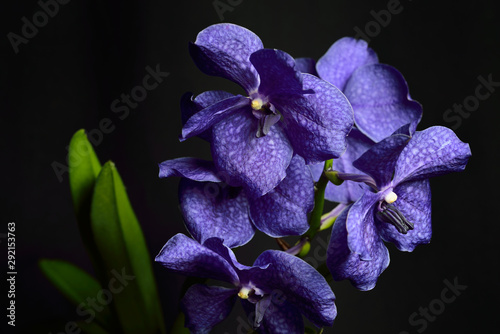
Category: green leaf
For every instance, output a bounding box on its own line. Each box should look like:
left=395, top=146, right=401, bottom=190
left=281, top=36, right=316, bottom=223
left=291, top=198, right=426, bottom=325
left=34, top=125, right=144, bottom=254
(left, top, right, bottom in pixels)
left=69, top=129, right=102, bottom=217
left=90, top=162, right=165, bottom=334
left=39, top=259, right=111, bottom=327
left=68, top=130, right=107, bottom=286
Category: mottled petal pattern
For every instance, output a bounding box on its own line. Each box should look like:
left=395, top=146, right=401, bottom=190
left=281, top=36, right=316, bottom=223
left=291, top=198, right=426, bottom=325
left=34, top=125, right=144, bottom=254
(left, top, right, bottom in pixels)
left=308, top=162, right=323, bottom=181
left=181, top=284, right=237, bottom=334
left=212, top=112, right=293, bottom=196
left=295, top=57, right=318, bottom=76
left=376, top=180, right=432, bottom=251
left=325, top=128, right=374, bottom=203
left=344, top=64, right=422, bottom=142
left=327, top=206, right=390, bottom=291
left=158, top=157, right=221, bottom=182
left=154, top=233, right=239, bottom=285
left=202, top=238, right=270, bottom=284
left=181, top=95, right=249, bottom=141
left=393, top=126, right=472, bottom=184
left=274, top=74, right=354, bottom=164
left=190, top=23, right=263, bottom=91
left=242, top=299, right=304, bottom=334
left=316, top=37, right=378, bottom=91
left=179, top=179, right=255, bottom=248
left=180, top=91, right=234, bottom=141
left=345, top=191, right=381, bottom=260
left=353, top=133, right=410, bottom=189
left=253, top=250, right=337, bottom=327
left=249, top=155, right=314, bottom=237
left=250, top=49, right=303, bottom=96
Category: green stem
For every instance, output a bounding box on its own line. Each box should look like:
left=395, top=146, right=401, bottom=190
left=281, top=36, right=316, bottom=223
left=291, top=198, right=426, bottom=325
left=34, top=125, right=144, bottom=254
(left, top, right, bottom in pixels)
left=304, top=160, right=331, bottom=240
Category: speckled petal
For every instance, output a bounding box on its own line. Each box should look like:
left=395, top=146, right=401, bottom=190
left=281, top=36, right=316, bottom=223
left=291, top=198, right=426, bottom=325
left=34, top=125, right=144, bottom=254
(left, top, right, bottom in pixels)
left=250, top=49, right=303, bottom=97
left=181, top=284, right=237, bottom=334
left=295, top=57, right=318, bottom=76
left=273, top=73, right=354, bottom=164
left=316, top=37, right=378, bottom=91
left=252, top=250, right=337, bottom=327
left=393, top=126, right=472, bottom=184
left=181, top=91, right=234, bottom=141
left=344, top=64, right=422, bottom=142
left=179, top=179, right=255, bottom=248
left=158, top=157, right=221, bottom=182
left=376, top=180, right=432, bottom=251
left=241, top=299, right=304, bottom=334
left=181, top=95, right=249, bottom=141
left=345, top=191, right=382, bottom=260
left=249, top=155, right=313, bottom=237
left=327, top=205, right=390, bottom=291
left=189, top=23, right=263, bottom=92
left=154, top=233, right=239, bottom=285
left=308, top=162, right=323, bottom=181
left=202, top=238, right=270, bottom=285
left=325, top=128, right=374, bottom=203
left=211, top=112, right=293, bottom=196
left=353, top=133, right=410, bottom=189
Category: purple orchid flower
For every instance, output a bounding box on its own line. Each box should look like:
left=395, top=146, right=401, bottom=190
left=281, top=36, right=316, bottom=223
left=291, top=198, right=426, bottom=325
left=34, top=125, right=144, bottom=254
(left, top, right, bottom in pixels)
left=159, top=155, right=314, bottom=247
left=155, top=234, right=336, bottom=333
left=326, top=126, right=471, bottom=290
left=182, top=23, right=354, bottom=196
left=307, top=38, right=423, bottom=207
left=316, top=37, right=423, bottom=142
left=310, top=128, right=375, bottom=205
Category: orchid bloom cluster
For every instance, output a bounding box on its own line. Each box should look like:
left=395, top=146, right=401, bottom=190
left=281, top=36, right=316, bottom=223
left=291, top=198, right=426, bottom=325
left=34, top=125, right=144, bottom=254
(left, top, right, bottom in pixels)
left=155, top=23, right=471, bottom=333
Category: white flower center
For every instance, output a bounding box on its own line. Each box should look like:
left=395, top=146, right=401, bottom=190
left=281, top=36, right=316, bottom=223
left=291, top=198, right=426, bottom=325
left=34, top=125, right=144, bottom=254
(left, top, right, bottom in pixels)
left=238, top=287, right=252, bottom=299
left=384, top=191, right=398, bottom=204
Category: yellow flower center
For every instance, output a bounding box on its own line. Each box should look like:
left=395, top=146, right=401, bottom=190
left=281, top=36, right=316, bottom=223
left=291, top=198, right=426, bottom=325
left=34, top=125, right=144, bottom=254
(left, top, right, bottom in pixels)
left=251, top=98, right=264, bottom=110
left=237, top=287, right=252, bottom=299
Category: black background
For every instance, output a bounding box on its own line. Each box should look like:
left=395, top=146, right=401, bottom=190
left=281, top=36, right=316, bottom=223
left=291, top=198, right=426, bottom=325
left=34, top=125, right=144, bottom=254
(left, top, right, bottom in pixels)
left=2, top=0, right=499, bottom=333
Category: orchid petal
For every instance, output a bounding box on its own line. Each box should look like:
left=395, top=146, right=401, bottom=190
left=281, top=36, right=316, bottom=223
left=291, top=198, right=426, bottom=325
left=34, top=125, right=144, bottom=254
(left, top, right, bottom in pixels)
left=327, top=206, right=390, bottom=291
left=179, top=179, right=255, bottom=248
left=189, top=23, right=263, bottom=92
left=212, top=112, right=293, bottom=196
left=316, top=37, right=378, bottom=91
left=344, top=64, right=422, bottom=142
